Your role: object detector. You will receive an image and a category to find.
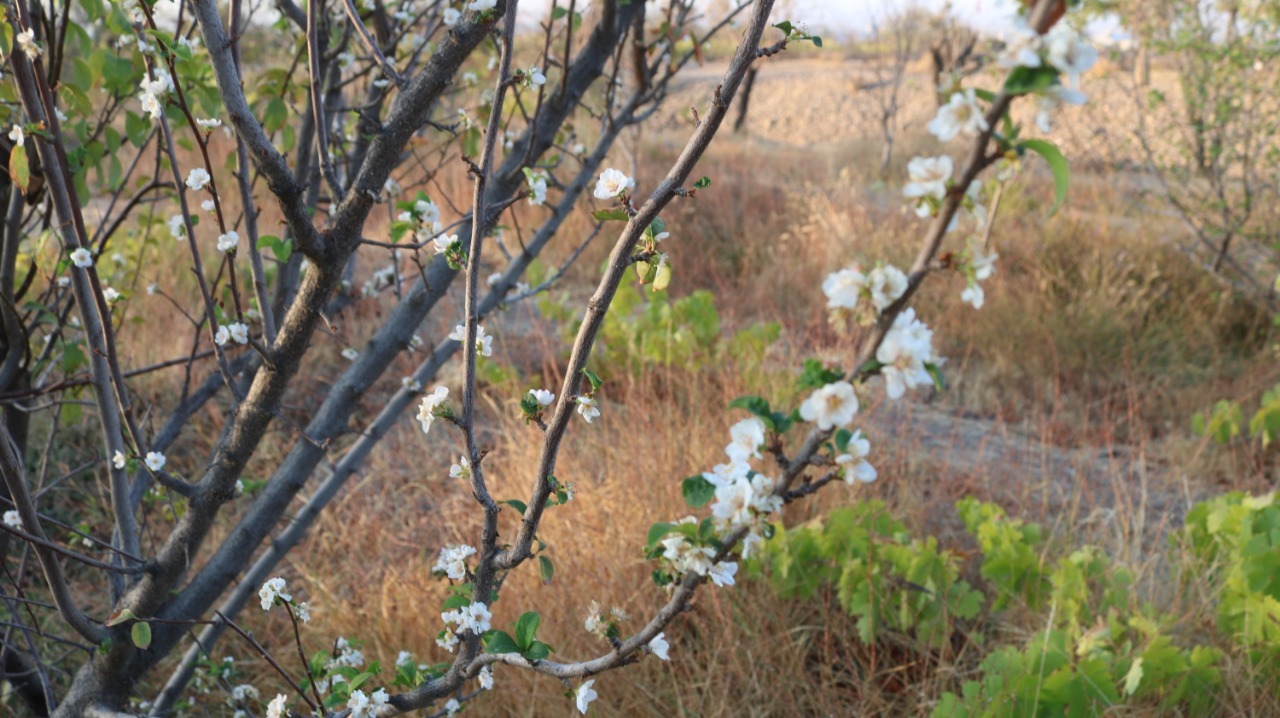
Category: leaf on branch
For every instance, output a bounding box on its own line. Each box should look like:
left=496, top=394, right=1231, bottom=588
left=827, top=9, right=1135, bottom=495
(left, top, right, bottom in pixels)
left=581, top=368, right=603, bottom=392
left=682, top=475, right=716, bottom=508
left=483, top=630, right=521, bottom=655
left=106, top=608, right=137, bottom=627
left=1020, top=139, right=1069, bottom=216
left=515, top=611, right=541, bottom=650
left=591, top=208, right=629, bottom=222
left=538, top=555, right=555, bottom=584
left=8, top=145, right=28, bottom=191
left=131, top=621, right=152, bottom=650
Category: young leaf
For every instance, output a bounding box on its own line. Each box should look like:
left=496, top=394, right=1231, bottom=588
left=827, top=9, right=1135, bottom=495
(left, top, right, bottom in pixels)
left=693, top=176, right=711, bottom=189
left=538, top=555, right=555, bottom=584
left=106, top=608, right=137, bottom=627
left=131, top=621, right=152, bottom=650
left=1020, top=139, right=1069, bottom=216
left=515, top=611, right=541, bottom=651
left=591, top=208, right=629, bottom=222
left=8, top=145, right=28, bottom=191
left=581, top=368, right=603, bottom=392
left=483, top=630, right=521, bottom=655
left=682, top=475, right=716, bottom=508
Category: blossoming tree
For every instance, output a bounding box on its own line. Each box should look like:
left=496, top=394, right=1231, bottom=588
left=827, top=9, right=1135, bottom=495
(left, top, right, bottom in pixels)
left=0, top=0, right=1094, bottom=715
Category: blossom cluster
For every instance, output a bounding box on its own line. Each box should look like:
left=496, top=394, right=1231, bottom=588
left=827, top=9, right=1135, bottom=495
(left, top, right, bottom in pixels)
left=437, top=601, right=492, bottom=653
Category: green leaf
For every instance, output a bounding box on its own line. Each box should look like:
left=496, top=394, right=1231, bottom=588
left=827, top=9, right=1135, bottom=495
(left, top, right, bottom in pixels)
left=581, top=368, right=603, bottom=392
left=515, top=611, right=540, bottom=650
left=810, top=35, right=823, bottom=48
left=646, top=522, right=677, bottom=550
left=483, top=630, right=521, bottom=654
left=798, top=359, right=844, bottom=389
left=1020, top=139, right=1070, bottom=216
left=131, top=621, right=152, bottom=650
left=1003, top=65, right=1060, bottom=96
left=550, top=5, right=568, bottom=20
left=442, top=594, right=470, bottom=610
left=682, top=475, right=716, bottom=508
left=524, top=640, right=552, bottom=661
left=105, top=608, right=136, bottom=627
left=923, top=361, right=946, bottom=392
left=773, top=20, right=793, bottom=35
left=503, top=499, right=528, bottom=515
left=8, top=145, right=28, bottom=192
left=538, top=555, right=555, bottom=584
left=693, top=176, right=711, bottom=189
left=591, top=208, right=629, bottom=222
left=833, top=428, right=852, bottom=453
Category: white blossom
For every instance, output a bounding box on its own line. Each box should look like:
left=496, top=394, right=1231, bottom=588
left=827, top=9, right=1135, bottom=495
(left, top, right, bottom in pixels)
left=823, top=266, right=866, bottom=311
left=708, top=561, right=738, bottom=587
left=342, top=347, right=359, bottom=361
left=185, top=168, right=211, bottom=191
left=8, top=125, right=24, bottom=147
left=575, top=680, right=598, bottom=715
left=575, top=395, right=600, bottom=423
left=417, top=385, right=449, bottom=433
left=258, top=577, right=290, bottom=610
left=112, top=450, right=126, bottom=469
left=434, top=543, right=476, bottom=580
left=528, top=388, right=555, bottom=407
left=904, top=156, right=952, bottom=202
left=168, top=215, right=186, bottom=240
left=725, top=417, right=766, bottom=462
left=648, top=632, right=670, bottom=660
left=293, top=602, right=310, bottom=623
left=328, top=637, right=365, bottom=669
left=867, top=264, right=908, bottom=312
left=216, top=231, right=239, bottom=253
left=593, top=168, right=633, bottom=200
left=448, top=324, right=493, bottom=356
left=396, top=650, right=413, bottom=668
left=432, top=233, right=457, bottom=255
left=961, top=282, right=985, bottom=309
left=16, top=29, right=42, bottom=59
left=527, top=170, right=548, bottom=206
left=103, top=287, right=121, bottom=304
left=524, top=66, right=547, bottom=87
left=876, top=308, right=935, bottom=399
left=997, top=17, right=1043, bottom=70
left=228, top=323, right=249, bottom=344
left=928, top=89, right=989, bottom=142
left=798, top=381, right=859, bottom=430
left=442, top=601, right=492, bottom=635
left=835, top=430, right=876, bottom=483
left=444, top=698, right=461, bottom=715
left=266, top=695, right=288, bottom=718
left=1044, top=24, right=1097, bottom=86
left=70, top=248, right=93, bottom=268
left=215, top=325, right=231, bottom=347
left=231, top=685, right=259, bottom=704
left=3, top=510, right=21, bottom=529
left=196, top=117, right=223, bottom=129
left=138, top=69, right=174, bottom=120
left=467, top=0, right=496, bottom=10
left=478, top=665, right=494, bottom=690
left=144, top=452, right=166, bottom=472
left=402, top=376, right=422, bottom=392
left=443, top=7, right=461, bottom=25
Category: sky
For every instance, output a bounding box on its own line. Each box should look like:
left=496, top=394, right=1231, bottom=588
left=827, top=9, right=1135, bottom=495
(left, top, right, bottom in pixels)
left=516, top=1, right=1035, bottom=38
